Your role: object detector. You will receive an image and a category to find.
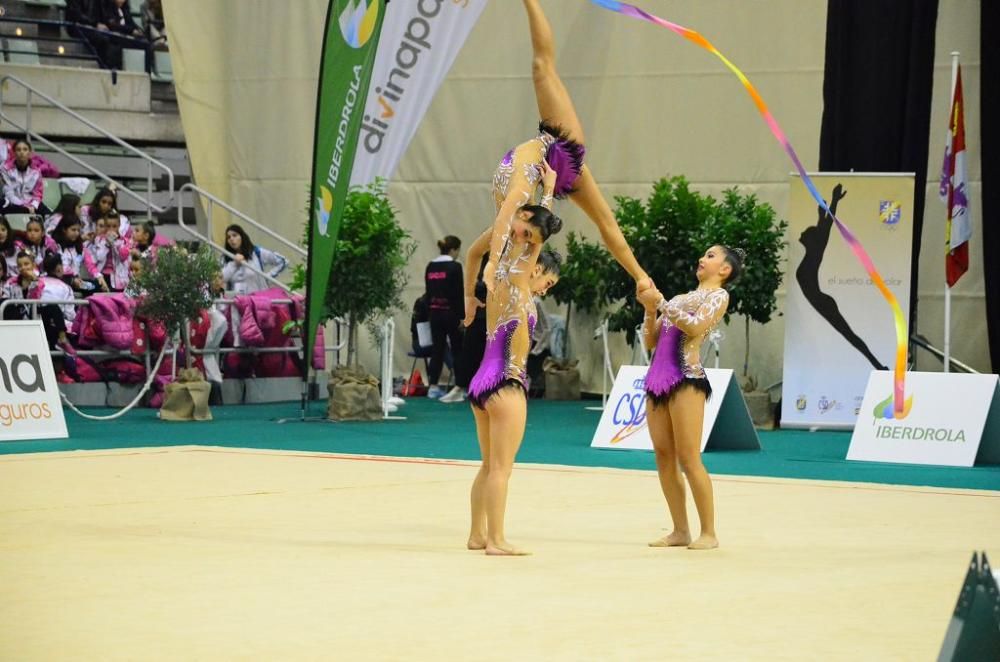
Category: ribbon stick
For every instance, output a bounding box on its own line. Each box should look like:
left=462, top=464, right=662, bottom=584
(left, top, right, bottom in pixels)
left=590, top=0, right=911, bottom=417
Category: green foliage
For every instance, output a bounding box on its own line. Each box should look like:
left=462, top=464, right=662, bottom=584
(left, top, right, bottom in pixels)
left=548, top=231, right=613, bottom=314
left=700, top=188, right=788, bottom=325
left=127, top=245, right=218, bottom=336
left=557, top=177, right=788, bottom=361
left=291, top=179, right=415, bottom=326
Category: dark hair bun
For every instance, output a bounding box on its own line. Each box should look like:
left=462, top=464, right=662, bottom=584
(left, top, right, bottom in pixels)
left=546, top=215, right=563, bottom=237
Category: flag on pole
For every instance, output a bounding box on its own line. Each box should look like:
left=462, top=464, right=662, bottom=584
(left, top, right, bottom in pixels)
left=939, top=65, right=971, bottom=287
left=304, top=0, right=387, bottom=372
left=304, top=0, right=487, bottom=371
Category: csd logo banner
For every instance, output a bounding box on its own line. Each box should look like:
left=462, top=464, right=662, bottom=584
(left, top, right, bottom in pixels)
left=0, top=321, right=68, bottom=441
left=590, top=366, right=759, bottom=453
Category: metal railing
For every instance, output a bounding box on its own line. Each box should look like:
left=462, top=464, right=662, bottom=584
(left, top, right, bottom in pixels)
left=911, top=334, right=979, bottom=374
left=1, top=296, right=347, bottom=376
left=179, top=183, right=305, bottom=259
left=0, top=75, right=176, bottom=219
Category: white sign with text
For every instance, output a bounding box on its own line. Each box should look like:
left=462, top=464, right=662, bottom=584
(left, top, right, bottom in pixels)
left=847, top=371, right=1000, bottom=467
left=591, top=366, right=759, bottom=452
left=0, top=321, right=68, bottom=441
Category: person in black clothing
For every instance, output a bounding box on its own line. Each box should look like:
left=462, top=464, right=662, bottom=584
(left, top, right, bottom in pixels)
left=96, top=0, right=145, bottom=70
left=424, top=235, right=464, bottom=399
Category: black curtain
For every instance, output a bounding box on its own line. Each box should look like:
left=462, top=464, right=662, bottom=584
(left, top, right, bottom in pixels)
left=819, top=0, right=939, bottom=333
left=983, top=1, right=1000, bottom=371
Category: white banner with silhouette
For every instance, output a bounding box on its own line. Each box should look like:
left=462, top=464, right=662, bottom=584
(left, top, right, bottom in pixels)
left=0, top=321, right=68, bottom=441
left=781, top=173, right=914, bottom=430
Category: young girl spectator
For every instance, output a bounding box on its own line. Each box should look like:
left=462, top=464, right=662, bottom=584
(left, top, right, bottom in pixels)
left=0, top=216, right=18, bottom=278
left=44, top=193, right=83, bottom=235
left=130, top=221, right=170, bottom=260
left=85, top=213, right=132, bottom=291
left=81, top=187, right=130, bottom=239
left=221, top=224, right=288, bottom=295
left=1, top=140, right=47, bottom=215
left=51, top=215, right=103, bottom=292
left=15, top=216, right=58, bottom=273
left=6, top=251, right=41, bottom=320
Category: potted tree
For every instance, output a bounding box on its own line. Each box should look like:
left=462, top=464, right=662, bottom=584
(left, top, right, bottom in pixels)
left=563, top=177, right=787, bottom=427
left=701, top=188, right=788, bottom=427
left=291, top=179, right=416, bottom=420
left=128, top=244, right=220, bottom=421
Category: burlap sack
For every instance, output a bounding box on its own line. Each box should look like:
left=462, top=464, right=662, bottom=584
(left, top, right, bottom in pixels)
left=543, top=357, right=581, bottom=400
left=327, top=366, right=382, bottom=421
left=160, top=368, right=213, bottom=421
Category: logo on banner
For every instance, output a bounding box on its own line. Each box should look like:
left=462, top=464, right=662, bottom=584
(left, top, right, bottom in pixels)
left=817, top=396, right=837, bottom=414
left=361, top=0, right=447, bottom=155
left=316, top=186, right=334, bottom=236
left=609, top=377, right=649, bottom=444
left=873, top=393, right=914, bottom=420
left=795, top=394, right=807, bottom=411
left=879, top=200, right=902, bottom=228
left=339, top=0, right=380, bottom=48
left=0, top=352, right=54, bottom=428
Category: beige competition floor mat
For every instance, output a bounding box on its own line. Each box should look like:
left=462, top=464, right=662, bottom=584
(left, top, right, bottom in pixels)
left=1, top=446, right=998, bottom=661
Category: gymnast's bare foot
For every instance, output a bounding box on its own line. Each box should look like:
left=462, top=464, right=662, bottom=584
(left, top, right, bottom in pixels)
left=467, top=535, right=487, bottom=550
left=648, top=530, right=692, bottom=547
left=485, top=540, right=531, bottom=556
left=687, top=534, right=719, bottom=550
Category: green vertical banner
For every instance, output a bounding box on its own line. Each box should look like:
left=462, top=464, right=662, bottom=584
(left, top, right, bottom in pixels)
left=305, top=0, right=387, bottom=374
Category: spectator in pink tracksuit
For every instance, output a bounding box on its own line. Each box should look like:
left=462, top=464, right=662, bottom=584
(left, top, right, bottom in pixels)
left=81, top=187, right=131, bottom=239
left=15, top=216, right=58, bottom=274
left=51, top=215, right=103, bottom=293
left=0, top=216, right=18, bottom=278
left=85, top=213, right=132, bottom=291
left=44, top=193, right=83, bottom=235
left=1, top=140, right=48, bottom=215
left=130, top=221, right=173, bottom=261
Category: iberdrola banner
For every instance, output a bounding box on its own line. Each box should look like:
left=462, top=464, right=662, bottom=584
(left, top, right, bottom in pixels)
left=305, top=0, right=387, bottom=369
left=306, top=0, right=487, bottom=368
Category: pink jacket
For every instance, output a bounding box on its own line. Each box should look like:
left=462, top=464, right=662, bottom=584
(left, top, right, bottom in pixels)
left=2, top=163, right=44, bottom=211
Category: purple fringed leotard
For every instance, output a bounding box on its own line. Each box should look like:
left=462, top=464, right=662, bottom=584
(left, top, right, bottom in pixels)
left=468, top=126, right=577, bottom=408
left=645, top=288, right=729, bottom=406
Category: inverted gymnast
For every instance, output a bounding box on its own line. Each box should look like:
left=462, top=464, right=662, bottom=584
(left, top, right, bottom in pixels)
left=482, top=0, right=651, bottom=296
left=637, top=246, right=744, bottom=550
left=463, top=0, right=651, bottom=557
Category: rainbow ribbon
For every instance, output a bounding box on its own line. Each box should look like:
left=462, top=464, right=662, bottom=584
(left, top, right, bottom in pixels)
left=590, top=0, right=911, bottom=417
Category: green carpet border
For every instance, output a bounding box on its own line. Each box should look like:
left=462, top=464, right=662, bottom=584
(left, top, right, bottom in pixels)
left=2, top=399, right=998, bottom=491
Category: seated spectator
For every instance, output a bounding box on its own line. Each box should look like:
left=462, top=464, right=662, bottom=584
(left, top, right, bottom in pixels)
left=142, top=0, right=166, bottom=45
left=221, top=224, right=288, bottom=295
left=85, top=213, right=132, bottom=291
left=36, top=253, right=78, bottom=349
left=15, top=216, right=58, bottom=273
left=0, top=139, right=60, bottom=177
left=130, top=220, right=172, bottom=260
left=0, top=216, right=17, bottom=279
left=5, top=251, right=40, bottom=320
left=81, top=187, right=130, bottom=239
left=98, top=0, right=146, bottom=70
left=52, top=215, right=103, bottom=293
left=1, top=141, right=48, bottom=215
left=65, top=0, right=102, bottom=31
left=45, top=193, right=84, bottom=236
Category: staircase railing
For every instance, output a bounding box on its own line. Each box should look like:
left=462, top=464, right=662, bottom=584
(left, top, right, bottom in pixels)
left=0, top=74, right=175, bottom=218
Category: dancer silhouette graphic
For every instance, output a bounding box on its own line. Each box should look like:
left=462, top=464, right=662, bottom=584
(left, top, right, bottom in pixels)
left=795, top=184, right=887, bottom=370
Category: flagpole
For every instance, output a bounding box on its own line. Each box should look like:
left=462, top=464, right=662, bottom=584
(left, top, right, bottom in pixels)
left=944, top=51, right=959, bottom=373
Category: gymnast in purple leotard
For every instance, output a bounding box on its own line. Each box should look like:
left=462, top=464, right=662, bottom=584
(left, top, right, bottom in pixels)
left=637, top=245, right=744, bottom=551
